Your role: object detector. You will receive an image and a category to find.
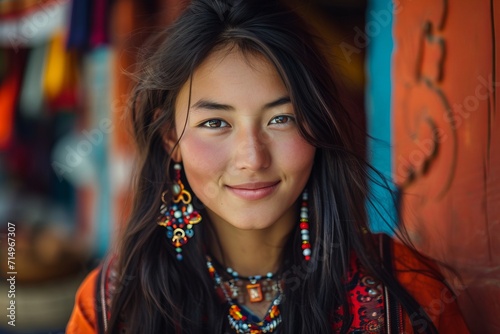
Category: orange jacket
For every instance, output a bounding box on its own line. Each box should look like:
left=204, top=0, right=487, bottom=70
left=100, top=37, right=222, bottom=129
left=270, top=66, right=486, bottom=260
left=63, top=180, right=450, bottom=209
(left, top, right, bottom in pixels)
left=67, top=268, right=99, bottom=334
left=66, top=240, right=470, bottom=333
left=391, top=241, right=469, bottom=333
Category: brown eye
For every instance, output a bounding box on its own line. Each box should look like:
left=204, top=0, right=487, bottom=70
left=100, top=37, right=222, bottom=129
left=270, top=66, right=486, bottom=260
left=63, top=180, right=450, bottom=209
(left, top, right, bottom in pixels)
left=269, top=115, right=294, bottom=125
left=201, top=119, right=229, bottom=128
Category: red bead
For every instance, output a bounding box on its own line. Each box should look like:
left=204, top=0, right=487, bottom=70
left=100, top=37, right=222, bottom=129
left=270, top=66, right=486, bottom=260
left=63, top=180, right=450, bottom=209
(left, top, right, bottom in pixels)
left=301, top=243, right=310, bottom=249
left=302, top=201, right=307, bottom=207
left=305, top=256, right=311, bottom=261
left=299, top=222, right=309, bottom=230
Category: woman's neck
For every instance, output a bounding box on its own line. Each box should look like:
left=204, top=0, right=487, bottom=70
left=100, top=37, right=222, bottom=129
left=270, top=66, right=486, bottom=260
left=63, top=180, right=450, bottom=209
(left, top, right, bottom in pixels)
left=206, top=210, right=296, bottom=276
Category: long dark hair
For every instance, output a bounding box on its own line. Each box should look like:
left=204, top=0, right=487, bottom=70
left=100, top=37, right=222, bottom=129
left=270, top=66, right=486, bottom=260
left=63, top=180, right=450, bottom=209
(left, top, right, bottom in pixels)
left=108, top=0, right=440, bottom=333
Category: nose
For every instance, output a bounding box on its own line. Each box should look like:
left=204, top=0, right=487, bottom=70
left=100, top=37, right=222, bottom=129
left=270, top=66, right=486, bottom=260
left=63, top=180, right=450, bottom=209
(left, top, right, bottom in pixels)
left=233, top=129, right=271, bottom=171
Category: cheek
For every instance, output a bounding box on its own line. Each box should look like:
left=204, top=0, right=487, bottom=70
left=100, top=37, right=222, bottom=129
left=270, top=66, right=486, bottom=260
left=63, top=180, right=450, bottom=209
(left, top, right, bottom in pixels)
left=276, top=135, right=316, bottom=174
left=179, top=134, right=227, bottom=197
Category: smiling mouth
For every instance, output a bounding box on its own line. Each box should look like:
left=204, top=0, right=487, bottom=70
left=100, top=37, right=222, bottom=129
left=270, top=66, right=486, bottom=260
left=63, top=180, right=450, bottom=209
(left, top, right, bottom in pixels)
left=226, top=181, right=280, bottom=200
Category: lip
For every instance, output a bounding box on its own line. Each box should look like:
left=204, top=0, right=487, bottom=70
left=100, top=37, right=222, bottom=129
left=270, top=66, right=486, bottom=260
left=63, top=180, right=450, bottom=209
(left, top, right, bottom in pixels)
left=226, top=181, right=280, bottom=200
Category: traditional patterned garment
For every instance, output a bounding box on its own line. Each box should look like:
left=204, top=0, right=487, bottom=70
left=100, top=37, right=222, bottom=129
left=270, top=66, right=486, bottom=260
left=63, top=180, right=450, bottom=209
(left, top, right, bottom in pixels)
left=66, top=237, right=470, bottom=333
left=332, top=255, right=386, bottom=333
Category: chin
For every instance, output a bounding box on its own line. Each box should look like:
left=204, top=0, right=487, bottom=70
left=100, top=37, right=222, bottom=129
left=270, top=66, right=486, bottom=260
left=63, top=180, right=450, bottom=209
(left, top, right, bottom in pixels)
left=231, top=223, right=274, bottom=231
left=227, top=215, right=288, bottom=231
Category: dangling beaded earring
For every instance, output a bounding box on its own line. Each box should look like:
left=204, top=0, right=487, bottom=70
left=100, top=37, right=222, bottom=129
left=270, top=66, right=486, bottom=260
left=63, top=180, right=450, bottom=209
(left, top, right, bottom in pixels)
left=157, top=163, right=202, bottom=261
left=300, top=191, right=311, bottom=261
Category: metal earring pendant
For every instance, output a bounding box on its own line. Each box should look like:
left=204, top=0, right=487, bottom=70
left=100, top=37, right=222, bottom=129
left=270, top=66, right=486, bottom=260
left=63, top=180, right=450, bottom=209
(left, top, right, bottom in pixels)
left=157, top=163, right=202, bottom=260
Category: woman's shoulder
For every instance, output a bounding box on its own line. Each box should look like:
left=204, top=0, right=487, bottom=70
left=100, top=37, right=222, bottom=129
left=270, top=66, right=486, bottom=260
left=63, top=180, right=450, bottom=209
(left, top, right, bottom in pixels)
left=66, top=255, right=117, bottom=334
left=386, top=236, right=470, bottom=334
left=66, top=267, right=100, bottom=334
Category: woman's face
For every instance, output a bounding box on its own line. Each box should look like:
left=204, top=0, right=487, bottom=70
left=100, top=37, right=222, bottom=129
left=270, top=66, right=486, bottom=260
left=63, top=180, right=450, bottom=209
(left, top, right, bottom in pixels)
left=173, top=48, right=316, bottom=232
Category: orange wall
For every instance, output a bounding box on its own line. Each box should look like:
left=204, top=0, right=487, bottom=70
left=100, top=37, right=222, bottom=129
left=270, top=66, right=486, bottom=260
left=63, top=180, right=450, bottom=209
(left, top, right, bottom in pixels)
left=392, top=0, right=500, bottom=332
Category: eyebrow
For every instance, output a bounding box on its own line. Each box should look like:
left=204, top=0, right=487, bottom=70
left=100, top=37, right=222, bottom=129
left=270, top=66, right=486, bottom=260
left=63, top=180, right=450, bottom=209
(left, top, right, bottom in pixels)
left=190, top=96, right=291, bottom=111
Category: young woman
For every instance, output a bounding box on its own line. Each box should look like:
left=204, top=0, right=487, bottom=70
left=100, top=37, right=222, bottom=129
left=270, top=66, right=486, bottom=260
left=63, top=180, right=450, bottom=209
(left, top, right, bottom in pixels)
left=67, top=0, right=470, bottom=333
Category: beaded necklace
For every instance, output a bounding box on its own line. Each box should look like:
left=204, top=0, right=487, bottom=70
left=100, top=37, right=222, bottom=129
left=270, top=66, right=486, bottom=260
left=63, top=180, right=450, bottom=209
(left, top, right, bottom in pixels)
left=226, top=267, right=275, bottom=282
left=206, top=256, right=283, bottom=334
left=222, top=263, right=278, bottom=304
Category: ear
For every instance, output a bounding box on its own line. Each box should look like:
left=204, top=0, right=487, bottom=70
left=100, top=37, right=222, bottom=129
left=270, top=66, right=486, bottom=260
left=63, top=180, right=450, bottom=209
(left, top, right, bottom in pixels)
left=163, top=130, right=182, bottom=163
left=155, top=108, right=182, bottom=163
